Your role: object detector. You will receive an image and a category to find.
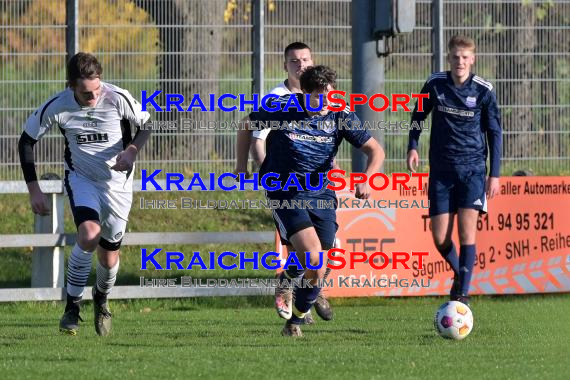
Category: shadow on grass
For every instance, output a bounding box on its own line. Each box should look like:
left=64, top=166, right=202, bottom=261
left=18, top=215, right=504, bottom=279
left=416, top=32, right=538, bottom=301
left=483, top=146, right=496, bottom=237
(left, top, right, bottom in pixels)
left=0, top=280, right=30, bottom=288
left=0, top=249, right=32, bottom=288
left=0, top=322, right=53, bottom=328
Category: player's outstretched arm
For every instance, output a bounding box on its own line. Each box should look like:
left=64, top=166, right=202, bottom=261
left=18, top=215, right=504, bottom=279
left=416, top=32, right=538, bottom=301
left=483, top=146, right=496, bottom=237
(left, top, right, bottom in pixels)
left=18, top=131, right=49, bottom=215
left=234, top=117, right=252, bottom=177
left=26, top=181, right=50, bottom=216
left=246, top=113, right=266, bottom=167
left=250, top=138, right=266, bottom=168
left=111, top=128, right=152, bottom=172
left=407, top=78, right=433, bottom=171
left=484, top=90, right=502, bottom=200
left=112, top=87, right=152, bottom=172
left=486, top=177, right=500, bottom=199
left=407, top=149, right=419, bottom=173
left=356, top=137, right=385, bottom=199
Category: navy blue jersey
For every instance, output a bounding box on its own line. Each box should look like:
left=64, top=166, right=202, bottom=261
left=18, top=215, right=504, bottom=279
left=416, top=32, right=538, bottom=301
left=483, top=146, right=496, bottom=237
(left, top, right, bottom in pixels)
left=249, top=93, right=371, bottom=196
left=408, top=71, right=502, bottom=177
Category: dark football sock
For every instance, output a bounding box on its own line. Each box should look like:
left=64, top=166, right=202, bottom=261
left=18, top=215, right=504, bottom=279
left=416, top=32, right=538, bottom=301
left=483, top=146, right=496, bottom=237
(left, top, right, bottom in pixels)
left=459, top=244, right=476, bottom=296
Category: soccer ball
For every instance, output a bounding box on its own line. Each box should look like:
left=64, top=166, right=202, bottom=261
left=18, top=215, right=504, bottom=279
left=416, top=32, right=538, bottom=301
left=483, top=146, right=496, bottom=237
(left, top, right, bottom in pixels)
left=434, top=301, right=473, bottom=340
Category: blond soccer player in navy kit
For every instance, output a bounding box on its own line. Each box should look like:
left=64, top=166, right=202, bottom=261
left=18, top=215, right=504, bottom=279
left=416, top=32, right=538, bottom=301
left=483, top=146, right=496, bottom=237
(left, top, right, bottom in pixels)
left=407, top=36, right=502, bottom=306
left=18, top=53, right=151, bottom=336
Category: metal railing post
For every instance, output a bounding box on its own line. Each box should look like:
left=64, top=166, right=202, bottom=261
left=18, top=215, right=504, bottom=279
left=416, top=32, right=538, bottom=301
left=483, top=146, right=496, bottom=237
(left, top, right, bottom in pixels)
left=432, top=0, right=444, bottom=72
left=66, top=0, right=79, bottom=64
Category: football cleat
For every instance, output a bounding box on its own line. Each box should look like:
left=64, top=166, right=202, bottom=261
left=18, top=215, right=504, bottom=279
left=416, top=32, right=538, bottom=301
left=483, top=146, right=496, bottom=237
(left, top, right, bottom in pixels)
left=92, top=287, right=113, bottom=336
left=59, top=306, right=83, bottom=336
left=449, top=274, right=461, bottom=300
left=451, top=294, right=471, bottom=308
left=302, top=311, right=315, bottom=325
left=314, top=292, right=334, bottom=321
left=275, top=274, right=293, bottom=320
left=282, top=321, right=303, bottom=337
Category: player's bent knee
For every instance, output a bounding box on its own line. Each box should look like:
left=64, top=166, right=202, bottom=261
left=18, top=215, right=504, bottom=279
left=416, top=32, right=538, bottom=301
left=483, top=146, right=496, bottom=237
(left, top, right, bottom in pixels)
left=308, top=251, right=323, bottom=268
left=77, top=221, right=101, bottom=251
left=458, top=231, right=476, bottom=245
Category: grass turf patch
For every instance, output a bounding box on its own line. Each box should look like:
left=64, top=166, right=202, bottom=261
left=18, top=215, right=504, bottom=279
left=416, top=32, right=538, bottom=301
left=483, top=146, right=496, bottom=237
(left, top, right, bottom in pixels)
left=0, top=294, right=568, bottom=379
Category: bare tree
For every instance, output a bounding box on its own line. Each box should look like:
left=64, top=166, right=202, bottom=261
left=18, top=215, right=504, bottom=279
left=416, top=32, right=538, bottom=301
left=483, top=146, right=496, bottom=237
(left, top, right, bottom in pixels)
left=136, top=0, right=225, bottom=168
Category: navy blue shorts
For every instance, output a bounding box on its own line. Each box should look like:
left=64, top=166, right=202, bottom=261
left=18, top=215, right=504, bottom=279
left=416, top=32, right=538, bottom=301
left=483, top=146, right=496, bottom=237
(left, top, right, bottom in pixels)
left=270, top=189, right=338, bottom=250
left=428, top=168, right=487, bottom=217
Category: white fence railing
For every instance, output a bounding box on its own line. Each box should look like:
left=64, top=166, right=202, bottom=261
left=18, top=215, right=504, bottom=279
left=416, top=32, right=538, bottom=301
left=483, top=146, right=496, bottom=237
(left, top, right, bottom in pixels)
left=0, top=180, right=274, bottom=302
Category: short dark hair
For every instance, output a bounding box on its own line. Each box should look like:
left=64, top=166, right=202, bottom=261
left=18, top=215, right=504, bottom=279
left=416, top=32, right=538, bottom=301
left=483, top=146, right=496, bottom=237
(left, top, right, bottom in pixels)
left=66, top=52, right=102, bottom=87
left=284, top=42, right=311, bottom=58
left=300, top=65, right=336, bottom=93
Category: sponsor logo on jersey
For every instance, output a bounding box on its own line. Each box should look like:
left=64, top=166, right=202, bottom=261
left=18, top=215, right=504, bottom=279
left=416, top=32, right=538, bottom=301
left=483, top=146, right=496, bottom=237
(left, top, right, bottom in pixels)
left=76, top=132, right=109, bottom=144
left=287, top=132, right=333, bottom=144
left=82, top=121, right=98, bottom=128
left=437, top=105, right=475, bottom=118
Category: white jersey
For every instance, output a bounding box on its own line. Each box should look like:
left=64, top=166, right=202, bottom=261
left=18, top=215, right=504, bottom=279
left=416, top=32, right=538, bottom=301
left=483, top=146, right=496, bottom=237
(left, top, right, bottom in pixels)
left=252, top=81, right=292, bottom=140
left=23, top=82, right=150, bottom=184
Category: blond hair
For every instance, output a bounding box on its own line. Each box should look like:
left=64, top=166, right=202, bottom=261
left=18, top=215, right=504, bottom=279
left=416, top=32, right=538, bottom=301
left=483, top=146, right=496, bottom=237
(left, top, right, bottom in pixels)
left=448, top=35, right=476, bottom=52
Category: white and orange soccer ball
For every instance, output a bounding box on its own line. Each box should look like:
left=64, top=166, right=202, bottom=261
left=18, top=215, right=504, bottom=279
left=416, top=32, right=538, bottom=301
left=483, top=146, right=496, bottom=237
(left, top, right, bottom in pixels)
left=434, top=301, right=474, bottom=340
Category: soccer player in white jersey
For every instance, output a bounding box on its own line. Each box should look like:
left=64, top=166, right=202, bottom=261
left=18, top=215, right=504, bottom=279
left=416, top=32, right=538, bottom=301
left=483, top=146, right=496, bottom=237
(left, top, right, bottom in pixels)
left=18, top=52, right=151, bottom=336
left=249, top=42, right=313, bottom=166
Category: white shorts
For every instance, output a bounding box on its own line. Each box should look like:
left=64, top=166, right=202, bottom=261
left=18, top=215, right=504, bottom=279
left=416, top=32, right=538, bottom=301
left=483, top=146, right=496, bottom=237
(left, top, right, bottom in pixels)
left=252, top=128, right=270, bottom=140
left=64, top=170, right=133, bottom=244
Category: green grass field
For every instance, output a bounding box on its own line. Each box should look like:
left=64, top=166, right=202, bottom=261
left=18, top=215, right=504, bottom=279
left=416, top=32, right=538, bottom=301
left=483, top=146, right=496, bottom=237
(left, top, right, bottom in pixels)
left=0, top=295, right=568, bottom=379
left=1, top=193, right=569, bottom=379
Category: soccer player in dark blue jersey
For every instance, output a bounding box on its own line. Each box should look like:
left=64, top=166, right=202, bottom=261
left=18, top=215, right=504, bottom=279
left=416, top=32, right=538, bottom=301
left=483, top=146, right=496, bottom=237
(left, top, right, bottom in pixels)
left=248, top=42, right=339, bottom=325
left=235, top=65, right=385, bottom=336
left=407, top=36, right=502, bottom=306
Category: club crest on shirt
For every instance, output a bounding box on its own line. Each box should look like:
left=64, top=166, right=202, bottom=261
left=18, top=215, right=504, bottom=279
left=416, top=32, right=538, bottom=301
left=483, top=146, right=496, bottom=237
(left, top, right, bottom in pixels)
left=466, top=96, right=477, bottom=108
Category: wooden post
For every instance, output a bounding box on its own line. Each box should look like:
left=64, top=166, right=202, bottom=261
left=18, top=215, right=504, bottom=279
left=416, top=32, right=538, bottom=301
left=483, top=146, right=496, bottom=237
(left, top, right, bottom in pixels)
left=31, top=182, right=65, bottom=288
